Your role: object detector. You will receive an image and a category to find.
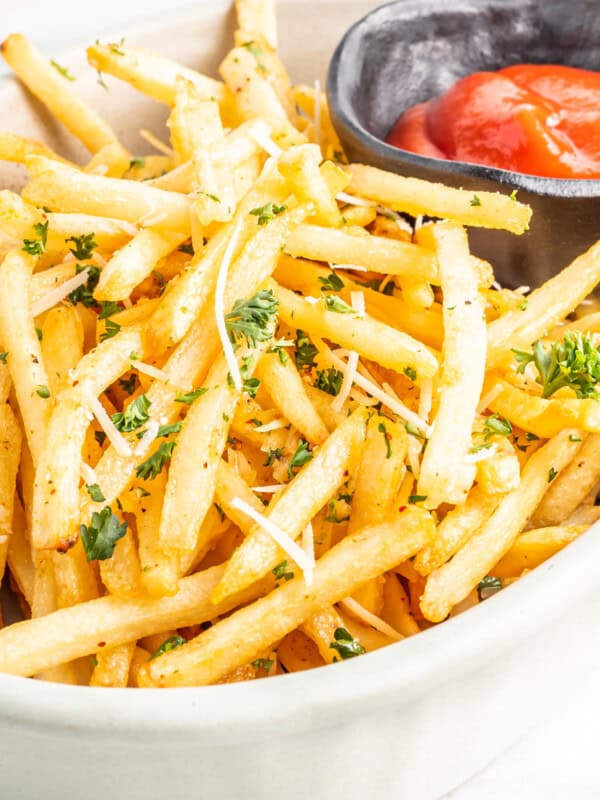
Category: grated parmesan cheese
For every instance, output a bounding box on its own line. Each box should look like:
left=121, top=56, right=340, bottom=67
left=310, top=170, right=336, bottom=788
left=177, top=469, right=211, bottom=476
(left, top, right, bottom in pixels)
left=302, top=520, right=315, bottom=568
left=131, top=360, right=170, bottom=383
left=139, top=128, right=174, bottom=157
left=251, top=484, right=287, bottom=493
left=89, top=396, right=132, bottom=458
left=329, top=262, right=368, bottom=273
left=249, top=124, right=283, bottom=158
left=339, top=597, right=403, bottom=641
left=230, top=496, right=314, bottom=585
left=252, top=419, right=287, bottom=433
left=335, top=191, right=378, bottom=208
left=135, top=419, right=160, bottom=457
left=80, top=462, right=98, bottom=486
left=215, top=222, right=244, bottom=390
left=31, top=267, right=90, bottom=318
left=464, top=443, right=498, bottom=464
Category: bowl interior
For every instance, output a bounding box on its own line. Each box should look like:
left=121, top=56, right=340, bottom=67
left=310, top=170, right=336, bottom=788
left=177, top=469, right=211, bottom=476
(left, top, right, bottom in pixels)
left=343, top=0, right=600, bottom=143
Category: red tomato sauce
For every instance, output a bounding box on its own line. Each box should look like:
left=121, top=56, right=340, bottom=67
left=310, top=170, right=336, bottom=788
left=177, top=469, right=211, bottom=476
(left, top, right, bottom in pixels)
left=386, top=65, right=600, bottom=178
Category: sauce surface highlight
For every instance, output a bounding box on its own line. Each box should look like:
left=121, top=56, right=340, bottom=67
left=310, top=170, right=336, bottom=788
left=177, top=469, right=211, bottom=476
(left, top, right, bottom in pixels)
left=386, top=64, right=600, bottom=179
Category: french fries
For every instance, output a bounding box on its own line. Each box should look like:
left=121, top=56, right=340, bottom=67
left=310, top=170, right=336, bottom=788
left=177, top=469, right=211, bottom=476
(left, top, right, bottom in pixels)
left=1, top=2, right=600, bottom=689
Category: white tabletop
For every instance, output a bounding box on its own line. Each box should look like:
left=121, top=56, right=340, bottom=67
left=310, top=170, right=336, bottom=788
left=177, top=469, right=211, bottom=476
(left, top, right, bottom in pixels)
left=1, top=3, right=597, bottom=798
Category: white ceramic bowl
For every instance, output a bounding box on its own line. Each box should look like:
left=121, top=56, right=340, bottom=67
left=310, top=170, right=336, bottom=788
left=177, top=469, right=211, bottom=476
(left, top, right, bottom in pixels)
left=2, top=3, right=600, bottom=798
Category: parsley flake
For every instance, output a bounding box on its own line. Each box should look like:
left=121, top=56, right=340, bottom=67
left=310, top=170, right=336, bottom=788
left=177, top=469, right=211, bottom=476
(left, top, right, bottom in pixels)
left=175, top=387, right=208, bottom=405
left=111, top=394, right=151, bottom=432
left=50, top=60, right=75, bottom=81
left=288, top=439, right=313, bottom=478
left=329, top=627, right=365, bottom=660
left=225, top=289, right=278, bottom=348
left=314, top=367, right=344, bottom=396
left=22, top=221, right=49, bottom=256
left=272, top=560, right=294, bottom=581
left=294, top=329, right=318, bottom=371
left=150, top=635, right=186, bottom=660
left=318, top=271, right=345, bottom=292
left=325, top=295, right=355, bottom=314
left=85, top=483, right=106, bottom=503
left=80, top=507, right=127, bottom=561
left=249, top=202, right=286, bottom=225
left=66, top=233, right=97, bottom=260
left=135, top=441, right=176, bottom=480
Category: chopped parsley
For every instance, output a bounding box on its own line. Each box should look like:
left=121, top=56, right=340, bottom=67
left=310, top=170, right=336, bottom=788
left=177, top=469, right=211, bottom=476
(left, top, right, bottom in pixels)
left=318, top=271, right=345, bottom=292
left=403, top=366, right=417, bottom=382
left=513, top=333, right=600, bottom=399
left=135, top=440, right=176, bottom=480
left=118, top=374, right=138, bottom=395
left=482, top=413, right=513, bottom=440
left=175, top=387, right=208, bottom=405
left=35, top=385, right=50, bottom=399
left=325, top=499, right=350, bottom=524
left=252, top=657, right=274, bottom=674
left=66, top=233, right=97, bottom=260
left=150, top=635, right=186, bottom=660
left=329, top=627, right=365, bottom=660
left=249, top=202, right=287, bottom=225
left=240, top=355, right=260, bottom=398
left=408, top=494, right=427, bottom=504
left=69, top=264, right=101, bottom=308
left=324, top=295, right=355, bottom=314
left=100, top=318, right=121, bottom=342
left=377, top=422, right=392, bottom=458
left=129, top=157, right=146, bottom=170
left=242, top=40, right=267, bottom=73
left=85, top=483, right=106, bottom=503
left=80, top=507, right=127, bottom=561
left=22, top=221, right=49, bottom=256
left=156, top=421, right=182, bottom=438
left=178, top=242, right=194, bottom=255
left=314, top=366, right=344, bottom=396
left=198, top=191, right=220, bottom=203
left=0, top=352, right=8, bottom=364
left=477, top=575, right=503, bottom=601
left=50, top=60, right=76, bottom=81
left=405, top=421, right=425, bottom=440
left=111, top=394, right=151, bottom=432
left=569, top=434, right=582, bottom=442
left=294, top=329, right=318, bottom=371
left=288, top=439, right=313, bottom=478
left=470, top=195, right=482, bottom=207
left=548, top=467, right=558, bottom=483
left=94, top=430, right=107, bottom=447
left=264, top=447, right=284, bottom=467
left=272, top=560, right=294, bottom=581
left=268, top=338, right=293, bottom=365
left=225, top=289, right=278, bottom=348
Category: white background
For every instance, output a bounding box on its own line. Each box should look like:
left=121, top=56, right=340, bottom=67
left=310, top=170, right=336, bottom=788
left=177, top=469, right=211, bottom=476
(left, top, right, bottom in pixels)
left=1, top=2, right=598, bottom=798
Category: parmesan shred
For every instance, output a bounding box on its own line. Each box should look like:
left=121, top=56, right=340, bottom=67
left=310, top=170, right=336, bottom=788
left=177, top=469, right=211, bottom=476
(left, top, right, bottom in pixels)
left=335, top=191, right=377, bottom=208
left=331, top=291, right=364, bottom=412
left=139, top=128, right=174, bottom=157
left=329, top=262, right=368, bottom=273
left=0, top=535, right=7, bottom=546
left=251, top=484, right=287, bottom=493
left=477, top=383, right=503, bottom=414
left=252, top=419, right=287, bottom=433
left=131, top=360, right=170, bottom=383
left=135, top=419, right=160, bottom=457
left=329, top=350, right=431, bottom=436
left=215, top=222, right=244, bottom=391
left=339, top=597, right=403, bottom=641
left=313, top=79, right=321, bottom=149
left=31, top=267, right=90, bottom=318
left=230, top=496, right=314, bottom=586
left=418, top=378, right=433, bottom=424
left=302, top=520, right=315, bottom=567
left=89, top=396, right=132, bottom=458
left=249, top=124, right=283, bottom=158
left=79, top=462, right=98, bottom=486
left=339, top=597, right=404, bottom=642
left=464, top=443, right=498, bottom=465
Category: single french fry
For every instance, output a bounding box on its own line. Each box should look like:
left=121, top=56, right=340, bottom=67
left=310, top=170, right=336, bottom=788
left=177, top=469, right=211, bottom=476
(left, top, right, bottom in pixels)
left=94, top=228, right=187, bottom=302
left=414, top=485, right=502, bottom=576
left=417, top=224, right=487, bottom=507
left=346, top=163, right=532, bottom=234
left=276, top=630, right=324, bottom=672
left=0, top=249, right=52, bottom=464
left=349, top=418, right=407, bottom=533
left=285, top=224, right=438, bottom=282
left=487, top=378, right=600, bottom=438
left=135, top=472, right=176, bottom=597
left=158, top=353, right=254, bottom=559
left=256, top=351, right=329, bottom=445
left=235, top=0, right=278, bottom=49
left=129, top=646, right=151, bottom=687
left=220, top=47, right=304, bottom=148
left=90, top=642, right=136, bottom=688
left=487, top=239, right=600, bottom=367
left=86, top=42, right=226, bottom=106
left=140, top=506, right=432, bottom=686
left=23, top=156, right=191, bottom=233
left=421, top=429, right=583, bottom=621
left=32, top=327, right=144, bottom=550
left=233, top=32, right=297, bottom=124
left=0, top=131, right=68, bottom=165
left=0, top=565, right=267, bottom=677
left=492, top=525, right=587, bottom=579
left=0, top=406, right=22, bottom=547
left=382, top=574, right=420, bottom=636
left=40, top=305, right=84, bottom=396
left=273, top=281, right=439, bottom=379
left=300, top=606, right=346, bottom=664
left=52, top=542, right=99, bottom=608
left=532, top=433, right=600, bottom=527
left=211, top=407, right=368, bottom=604
left=278, top=145, right=342, bottom=227
left=1, top=34, right=126, bottom=155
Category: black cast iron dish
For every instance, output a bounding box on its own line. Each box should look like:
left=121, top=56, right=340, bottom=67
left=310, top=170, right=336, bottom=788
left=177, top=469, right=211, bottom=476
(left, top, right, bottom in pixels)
left=327, top=0, right=600, bottom=288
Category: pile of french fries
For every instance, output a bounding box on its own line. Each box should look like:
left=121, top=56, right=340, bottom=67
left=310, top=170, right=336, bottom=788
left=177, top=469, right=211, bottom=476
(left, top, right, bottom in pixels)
left=0, top=0, right=599, bottom=688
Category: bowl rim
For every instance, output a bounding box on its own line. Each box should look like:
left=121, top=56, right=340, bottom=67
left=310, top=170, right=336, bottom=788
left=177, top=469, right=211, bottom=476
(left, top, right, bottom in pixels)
left=1, top=0, right=600, bottom=742
left=327, top=0, right=600, bottom=198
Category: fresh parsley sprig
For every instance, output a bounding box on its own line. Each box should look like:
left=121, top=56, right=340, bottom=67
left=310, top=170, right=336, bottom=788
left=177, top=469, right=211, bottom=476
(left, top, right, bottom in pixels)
left=225, top=289, right=279, bottom=348
left=314, top=367, right=344, bottom=396
left=66, top=233, right=97, bottom=260
left=80, top=507, right=127, bottom=561
left=288, top=439, right=313, bottom=478
left=22, top=221, right=49, bottom=256
left=513, top=333, right=600, bottom=399
left=111, top=394, right=151, bottom=432
left=135, top=440, right=176, bottom=480
left=294, top=329, right=318, bottom=371
left=329, top=627, right=365, bottom=660
left=249, top=202, right=286, bottom=225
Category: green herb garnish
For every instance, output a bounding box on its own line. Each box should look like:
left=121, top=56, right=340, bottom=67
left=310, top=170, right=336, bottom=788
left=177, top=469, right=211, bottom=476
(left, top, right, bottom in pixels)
left=80, top=507, right=127, bottom=561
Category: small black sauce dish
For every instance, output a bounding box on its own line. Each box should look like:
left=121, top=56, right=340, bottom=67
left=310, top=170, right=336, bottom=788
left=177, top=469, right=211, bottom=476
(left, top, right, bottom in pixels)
left=327, top=0, right=600, bottom=288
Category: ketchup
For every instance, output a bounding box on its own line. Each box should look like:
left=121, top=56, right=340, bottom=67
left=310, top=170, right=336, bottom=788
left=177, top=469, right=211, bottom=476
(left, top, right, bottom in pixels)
left=386, top=65, right=600, bottom=179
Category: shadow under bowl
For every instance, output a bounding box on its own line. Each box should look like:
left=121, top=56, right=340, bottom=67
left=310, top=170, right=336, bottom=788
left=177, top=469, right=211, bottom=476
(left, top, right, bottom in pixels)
left=327, top=0, right=600, bottom=288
